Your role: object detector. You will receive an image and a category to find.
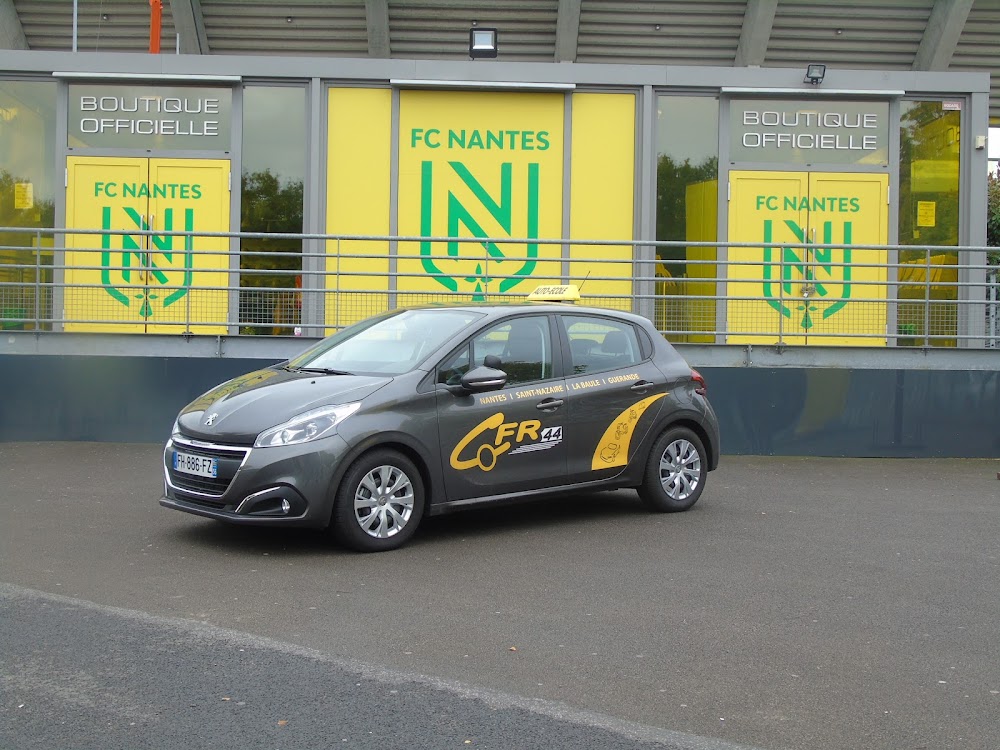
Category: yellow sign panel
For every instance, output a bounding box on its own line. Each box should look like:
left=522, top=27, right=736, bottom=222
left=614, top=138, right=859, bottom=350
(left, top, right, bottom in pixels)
left=326, top=88, right=392, bottom=331
left=64, top=156, right=230, bottom=333
left=526, top=284, right=580, bottom=303
left=916, top=200, right=936, bottom=227
left=397, top=90, right=564, bottom=303
left=14, top=182, right=33, bottom=210
left=727, top=170, right=888, bottom=346
left=568, top=93, right=636, bottom=307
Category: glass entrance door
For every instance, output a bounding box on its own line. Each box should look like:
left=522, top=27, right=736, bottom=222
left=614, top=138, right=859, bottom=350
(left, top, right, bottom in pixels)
left=64, top=156, right=230, bottom=334
left=726, top=170, right=889, bottom=345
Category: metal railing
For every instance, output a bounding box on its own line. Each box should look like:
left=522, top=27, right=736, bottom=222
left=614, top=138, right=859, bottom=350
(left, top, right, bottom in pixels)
left=1, top=226, right=997, bottom=348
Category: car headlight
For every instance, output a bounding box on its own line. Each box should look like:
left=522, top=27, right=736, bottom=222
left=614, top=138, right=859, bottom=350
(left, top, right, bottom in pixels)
left=255, top=403, right=361, bottom=448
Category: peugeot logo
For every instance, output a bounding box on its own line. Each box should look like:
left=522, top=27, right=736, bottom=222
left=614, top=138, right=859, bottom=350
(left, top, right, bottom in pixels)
left=204, top=413, right=219, bottom=426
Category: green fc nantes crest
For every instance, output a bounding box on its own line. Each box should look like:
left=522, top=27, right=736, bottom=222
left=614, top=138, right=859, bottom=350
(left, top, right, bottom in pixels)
left=762, top=218, right=853, bottom=331
left=101, top=206, right=194, bottom=318
left=419, top=159, right=539, bottom=301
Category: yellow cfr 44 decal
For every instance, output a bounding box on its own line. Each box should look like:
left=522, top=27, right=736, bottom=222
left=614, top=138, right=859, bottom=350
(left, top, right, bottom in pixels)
left=450, top=413, right=546, bottom=472
left=591, top=394, right=666, bottom=470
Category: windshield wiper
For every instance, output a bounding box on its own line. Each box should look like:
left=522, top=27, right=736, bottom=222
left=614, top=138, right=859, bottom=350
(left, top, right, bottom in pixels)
left=283, top=366, right=354, bottom=376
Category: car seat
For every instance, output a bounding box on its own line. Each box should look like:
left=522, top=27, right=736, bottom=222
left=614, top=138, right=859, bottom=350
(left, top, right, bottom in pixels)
left=502, top=321, right=545, bottom=382
left=597, top=330, right=631, bottom=369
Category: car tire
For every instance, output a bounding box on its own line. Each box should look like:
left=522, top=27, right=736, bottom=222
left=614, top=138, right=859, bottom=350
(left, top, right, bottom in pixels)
left=637, top=426, right=707, bottom=513
left=331, top=450, right=425, bottom=552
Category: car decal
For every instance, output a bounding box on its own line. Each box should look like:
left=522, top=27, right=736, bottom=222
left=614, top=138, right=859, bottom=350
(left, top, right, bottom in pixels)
left=508, top=426, right=563, bottom=455
left=449, top=413, right=561, bottom=471
left=591, top=393, right=666, bottom=470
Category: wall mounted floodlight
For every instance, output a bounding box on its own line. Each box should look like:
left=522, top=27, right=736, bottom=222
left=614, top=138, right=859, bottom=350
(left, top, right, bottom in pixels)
left=469, top=27, right=498, bottom=59
left=804, top=64, right=827, bottom=85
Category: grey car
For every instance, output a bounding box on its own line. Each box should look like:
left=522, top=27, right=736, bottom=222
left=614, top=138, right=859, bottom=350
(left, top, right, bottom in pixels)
left=161, top=290, right=721, bottom=552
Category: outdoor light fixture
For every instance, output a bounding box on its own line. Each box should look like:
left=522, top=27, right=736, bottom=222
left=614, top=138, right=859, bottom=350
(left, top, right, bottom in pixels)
left=804, top=63, right=827, bottom=85
left=469, top=27, right=498, bottom=59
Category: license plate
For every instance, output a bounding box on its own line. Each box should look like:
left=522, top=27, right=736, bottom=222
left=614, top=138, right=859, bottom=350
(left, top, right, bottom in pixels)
left=173, top=451, right=218, bottom=478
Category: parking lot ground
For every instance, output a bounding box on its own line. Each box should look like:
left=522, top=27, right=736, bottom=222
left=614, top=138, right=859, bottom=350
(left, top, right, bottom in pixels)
left=1, top=442, right=999, bottom=750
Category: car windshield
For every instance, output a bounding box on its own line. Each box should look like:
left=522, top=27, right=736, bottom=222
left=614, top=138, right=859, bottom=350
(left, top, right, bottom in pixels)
left=288, top=308, right=484, bottom=376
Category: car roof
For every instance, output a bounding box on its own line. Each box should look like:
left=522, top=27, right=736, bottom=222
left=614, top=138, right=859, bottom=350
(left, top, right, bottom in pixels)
left=403, top=301, right=651, bottom=325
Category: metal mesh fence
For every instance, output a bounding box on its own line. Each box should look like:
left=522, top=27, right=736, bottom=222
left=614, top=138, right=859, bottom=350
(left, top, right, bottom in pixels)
left=1, top=227, right=996, bottom=347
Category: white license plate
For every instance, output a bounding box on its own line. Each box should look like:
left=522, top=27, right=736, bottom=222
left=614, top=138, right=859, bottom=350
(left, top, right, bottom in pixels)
left=173, top=451, right=218, bottom=478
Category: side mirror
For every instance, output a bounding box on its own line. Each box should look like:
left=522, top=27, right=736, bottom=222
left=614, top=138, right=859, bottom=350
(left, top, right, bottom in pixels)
left=456, top=365, right=507, bottom=394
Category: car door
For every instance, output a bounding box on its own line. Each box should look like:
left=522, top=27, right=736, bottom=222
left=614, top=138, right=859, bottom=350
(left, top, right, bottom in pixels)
left=435, top=314, right=568, bottom=501
left=557, top=313, right=669, bottom=483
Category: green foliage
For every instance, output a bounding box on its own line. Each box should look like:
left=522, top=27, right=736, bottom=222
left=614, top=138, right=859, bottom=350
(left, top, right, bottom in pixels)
left=239, top=169, right=304, bottom=282
left=988, top=167, right=1000, bottom=264
left=898, top=103, right=960, bottom=247
left=655, top=155, right=718, bottom=276
left=656, top=155, right=718, bottom=245
left=0, top=168, right=56, bottom=231
left=238, top=169, right=305, bottom=335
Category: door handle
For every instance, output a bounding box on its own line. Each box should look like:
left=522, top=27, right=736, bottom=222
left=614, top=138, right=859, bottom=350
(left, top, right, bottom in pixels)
left=535, top=398, right=564, bottom=412
left=630, top=380, right=654, bottom=392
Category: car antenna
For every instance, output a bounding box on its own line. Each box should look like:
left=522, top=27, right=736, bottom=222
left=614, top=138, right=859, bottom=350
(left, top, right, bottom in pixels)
left=577, top=271, right=591, bottom=292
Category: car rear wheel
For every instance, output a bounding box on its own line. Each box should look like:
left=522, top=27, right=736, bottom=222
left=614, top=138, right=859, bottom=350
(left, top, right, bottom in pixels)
left=638, top=426, right=706, bottom=512
left=331, top=449, right=425, bottom=552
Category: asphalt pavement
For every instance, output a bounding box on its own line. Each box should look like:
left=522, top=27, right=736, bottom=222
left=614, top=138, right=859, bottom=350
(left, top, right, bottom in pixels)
left=1, top=442, right=999, bottom=750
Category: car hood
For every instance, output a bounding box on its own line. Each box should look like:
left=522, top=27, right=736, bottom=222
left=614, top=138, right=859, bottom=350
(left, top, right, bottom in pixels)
left=176, top=367, right=392, bottom=443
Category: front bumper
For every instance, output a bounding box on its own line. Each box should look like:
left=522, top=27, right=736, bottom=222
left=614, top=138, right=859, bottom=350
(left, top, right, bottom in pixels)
left=161, top=432, right=350, bottom=527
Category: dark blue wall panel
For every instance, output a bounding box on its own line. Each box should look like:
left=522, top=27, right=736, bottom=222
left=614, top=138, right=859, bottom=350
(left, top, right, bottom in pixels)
left=0, top=355, right=280, bottom=444
left=700, top=367, right=1000, bottom=458
left=1, top=355, right=997, bottom=457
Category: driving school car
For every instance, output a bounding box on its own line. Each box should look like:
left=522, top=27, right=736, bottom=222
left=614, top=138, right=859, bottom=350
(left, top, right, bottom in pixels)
left=161, top=286, right=721, bottom=552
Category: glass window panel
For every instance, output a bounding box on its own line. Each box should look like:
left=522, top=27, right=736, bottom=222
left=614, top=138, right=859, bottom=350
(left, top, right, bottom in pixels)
left=897, top=101, right=961, bottom=347
left=0, top=80, right=56, bottom=331
left=561, top=315, right=641, bottom=376
left=239, top=86, right=306, bottom=335
left=295, top=308, right=483, bottom=376
left=655, top=95, right=719, bottom=344
left=438, top=316, right=553, bottom=387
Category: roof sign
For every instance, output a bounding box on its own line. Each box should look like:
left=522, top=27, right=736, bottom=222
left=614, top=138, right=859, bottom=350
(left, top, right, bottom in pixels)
left=526, top=284, right=581, bottom=303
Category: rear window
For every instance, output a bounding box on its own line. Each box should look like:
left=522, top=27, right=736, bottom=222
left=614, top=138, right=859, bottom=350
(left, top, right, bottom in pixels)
left=561, top=316, right=642, bottom=376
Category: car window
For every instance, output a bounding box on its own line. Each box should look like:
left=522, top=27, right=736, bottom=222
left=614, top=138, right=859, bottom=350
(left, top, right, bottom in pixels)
left=291, top=308, right=483, bottom=375
left=437, top=315, right=554, bottom=387
left=561, top=315, right=642, bottom=375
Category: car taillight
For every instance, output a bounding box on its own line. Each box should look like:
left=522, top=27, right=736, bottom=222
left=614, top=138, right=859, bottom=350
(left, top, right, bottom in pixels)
left=691, top=368, right=707, bottom=396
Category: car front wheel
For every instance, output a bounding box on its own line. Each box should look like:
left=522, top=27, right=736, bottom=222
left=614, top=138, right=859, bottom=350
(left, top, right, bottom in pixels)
left=331, top=449, right=425, bottom=552
left=638, top=426, right=706, bottom=512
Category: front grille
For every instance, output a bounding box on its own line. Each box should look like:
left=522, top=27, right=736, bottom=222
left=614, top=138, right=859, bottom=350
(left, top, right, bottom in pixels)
left=180, top=495, right=227, bottom=510
left=167, top=438, right=250, bottom=498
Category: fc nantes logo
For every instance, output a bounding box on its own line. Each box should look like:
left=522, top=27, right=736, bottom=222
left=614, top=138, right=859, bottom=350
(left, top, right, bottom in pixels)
left=762, top=219, right=853, bottom=331
left=419, top=160, right=539, bottom=301
left=100, top=206, right=194, bottom=318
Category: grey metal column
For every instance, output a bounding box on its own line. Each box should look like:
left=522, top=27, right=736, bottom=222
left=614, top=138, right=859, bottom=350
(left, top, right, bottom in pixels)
left=634, top=84, right=656, bottom=322
left=887, top=97, right=901, bottom=345
left=169, top=0, right=210, bottom=55
left=53, top=79, right=70, bottom=333
left=0, top=0, right=28, bottom=49
left=302, top=77, right=325, bottom=337
left=561, top=91, right=572, bottom=284
left=228, top=84, right=243, bottom=336
left=961, top=90, right=990, bottom=347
